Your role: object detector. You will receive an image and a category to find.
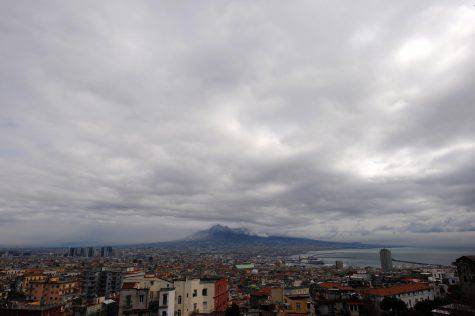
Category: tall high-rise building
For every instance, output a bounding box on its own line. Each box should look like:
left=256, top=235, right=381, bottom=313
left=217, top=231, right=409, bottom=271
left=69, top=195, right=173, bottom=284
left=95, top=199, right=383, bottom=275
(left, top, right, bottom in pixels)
left=380, top=248, right=393, bottom=272
left=335, top=260, right=344, bottom=269
left=100, top=246, right=113, bottom=257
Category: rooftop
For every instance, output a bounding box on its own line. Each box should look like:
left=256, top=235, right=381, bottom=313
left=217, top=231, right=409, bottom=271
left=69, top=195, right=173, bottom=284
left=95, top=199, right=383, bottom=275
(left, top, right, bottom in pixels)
left=365, top=283, right=431, bottom=297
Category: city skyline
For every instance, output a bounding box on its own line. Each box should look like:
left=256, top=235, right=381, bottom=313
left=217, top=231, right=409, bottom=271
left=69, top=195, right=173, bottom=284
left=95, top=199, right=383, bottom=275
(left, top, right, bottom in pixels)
left=1, top=1, right=475, bottom=247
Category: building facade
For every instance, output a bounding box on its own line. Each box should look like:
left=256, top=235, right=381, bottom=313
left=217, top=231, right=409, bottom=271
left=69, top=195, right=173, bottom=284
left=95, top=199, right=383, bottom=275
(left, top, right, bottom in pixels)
left=364, top=283, right=434, bottom=309
left=118, top=276, right=228, bottom=316
left=379, top=249, right=393, bottom=273
left=29, top=279, right=78, bottom=305
left=454, top=256, right=475, bottom=284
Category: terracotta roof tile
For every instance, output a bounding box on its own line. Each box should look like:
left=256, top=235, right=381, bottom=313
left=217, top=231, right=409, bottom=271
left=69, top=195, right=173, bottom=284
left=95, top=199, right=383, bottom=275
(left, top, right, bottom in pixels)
left=365, top=283, right=430, bottom=297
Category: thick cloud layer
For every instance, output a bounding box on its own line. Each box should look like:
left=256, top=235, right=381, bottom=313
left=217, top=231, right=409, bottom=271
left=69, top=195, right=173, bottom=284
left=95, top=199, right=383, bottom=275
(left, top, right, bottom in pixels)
left=1, top=0, right=474, bottom=246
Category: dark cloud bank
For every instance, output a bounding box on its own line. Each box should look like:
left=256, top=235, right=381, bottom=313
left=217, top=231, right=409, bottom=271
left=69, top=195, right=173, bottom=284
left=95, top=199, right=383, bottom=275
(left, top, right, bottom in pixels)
left=0, top=1, right=474, bottom=247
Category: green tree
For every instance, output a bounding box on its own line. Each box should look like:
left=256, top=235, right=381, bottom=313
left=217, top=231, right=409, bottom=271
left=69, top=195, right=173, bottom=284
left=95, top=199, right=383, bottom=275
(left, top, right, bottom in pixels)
left=414, top=298, right=448, bottom=316
left=380, top=297, right=408, bottom=315
left=225, top=303, right=240, bottom=316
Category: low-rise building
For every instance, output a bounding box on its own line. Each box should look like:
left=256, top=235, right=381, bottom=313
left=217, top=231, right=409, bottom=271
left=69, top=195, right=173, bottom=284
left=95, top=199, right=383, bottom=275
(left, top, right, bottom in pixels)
left=284, top=294, right=310, bottom=316
left=311, top=282, right=360, bottom=316
left=363, top=283, right=434, bottom=309
left=119, top=281, right=151, bottom=316
left=0, top=302, right=66, bottom=316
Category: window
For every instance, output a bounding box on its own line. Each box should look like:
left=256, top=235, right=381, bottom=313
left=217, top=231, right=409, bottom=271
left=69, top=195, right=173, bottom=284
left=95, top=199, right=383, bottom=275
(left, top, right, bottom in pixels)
left=126, top=295, right=132, bottom=306
left=193, top=289, right=197, bottom=297
left=177, top=310, right=181, bottom=316
left=139, top=295, right=144, bottom=303
left=178, top=295, right=182, bottom=304
left=163, top=293, right=168, bottom=305
left=162, top=312, right=167, bottom=316
left=193, top=303, right=197, bottom=310
left=203, top=301, right=208, bottom=309
left=296, top=303, right=301, bottom=311
left=202, top=288, right=208, bottom=296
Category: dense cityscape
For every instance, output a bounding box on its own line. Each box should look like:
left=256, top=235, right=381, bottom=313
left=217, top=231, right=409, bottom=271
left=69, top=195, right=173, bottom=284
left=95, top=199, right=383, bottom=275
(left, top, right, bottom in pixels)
left=0, top=238, right=474, bottom=316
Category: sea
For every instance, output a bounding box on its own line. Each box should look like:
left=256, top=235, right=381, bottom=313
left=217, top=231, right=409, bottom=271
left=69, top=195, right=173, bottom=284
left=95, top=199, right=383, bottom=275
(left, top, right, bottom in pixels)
left=298, top=246, right=475, bottom=267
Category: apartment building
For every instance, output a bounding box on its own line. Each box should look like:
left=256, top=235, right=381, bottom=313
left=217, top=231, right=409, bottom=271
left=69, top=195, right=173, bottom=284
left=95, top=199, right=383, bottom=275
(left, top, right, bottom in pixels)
left=22, top=274, right=47, bottom=291
left=84, top=268, right=123, bottom=300
left=310, top=282, right=359, bottom=316
left=28, top=278, right=78, bottom=305
left=158, top=288, right=176, bottom=316
left=176, top=276, right=229, bottom=315
left=118, top=276, right=228, bottom=316
left=175, top=278, right=211, bottom=315
left=119, top=281, right=152, bottom=316
left=118, top=276, right=175, bottom=316
left=284, top=294, right=311, bottom=316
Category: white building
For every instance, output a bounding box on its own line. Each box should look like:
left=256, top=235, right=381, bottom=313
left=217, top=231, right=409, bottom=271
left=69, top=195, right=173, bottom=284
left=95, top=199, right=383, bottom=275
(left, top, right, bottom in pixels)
left=118, top=277, right=174, bottom=316
left=118, top=276, right=227, bottom=316
left=158, top=288, right=175, bottom=316
left=174, top=278, right=218, bottom=316
left=366, top=283, right=434, bottom=309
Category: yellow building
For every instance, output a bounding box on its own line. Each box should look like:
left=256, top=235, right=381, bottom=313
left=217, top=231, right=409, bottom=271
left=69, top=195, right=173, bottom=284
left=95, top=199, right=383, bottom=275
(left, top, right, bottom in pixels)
left=284, top=294, right=310, bottom=315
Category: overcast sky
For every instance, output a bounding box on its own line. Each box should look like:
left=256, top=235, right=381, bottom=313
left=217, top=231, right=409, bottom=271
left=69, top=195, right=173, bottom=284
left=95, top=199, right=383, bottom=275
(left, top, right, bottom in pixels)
left=1, top=1, right=474, bottom=247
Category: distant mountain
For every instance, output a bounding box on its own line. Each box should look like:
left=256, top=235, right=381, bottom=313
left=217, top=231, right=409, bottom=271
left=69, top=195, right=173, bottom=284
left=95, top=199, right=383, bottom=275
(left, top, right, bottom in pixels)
left=139, top=224, right=377, bottom=252
left=183, top=224, right=253, bottom=242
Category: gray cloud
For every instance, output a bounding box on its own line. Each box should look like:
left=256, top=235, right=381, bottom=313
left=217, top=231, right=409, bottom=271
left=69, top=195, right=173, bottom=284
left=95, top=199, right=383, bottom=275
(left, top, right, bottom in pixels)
left=0, top=0, right=474, bottom=246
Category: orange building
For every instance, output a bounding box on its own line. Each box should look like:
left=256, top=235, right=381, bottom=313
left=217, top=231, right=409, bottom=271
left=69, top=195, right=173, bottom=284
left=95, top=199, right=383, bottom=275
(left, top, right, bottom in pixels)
left=23, top=275, right=47, bottom=292
left=29, top=279, right=78, bottom=305
left=284, top=294, right=310, bottom=315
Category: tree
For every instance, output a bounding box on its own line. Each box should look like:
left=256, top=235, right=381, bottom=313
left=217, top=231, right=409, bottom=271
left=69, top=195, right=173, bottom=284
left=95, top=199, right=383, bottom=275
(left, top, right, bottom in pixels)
left=225, top=303, right=240, bottom=316
left=7, top=290, right=26, bottom=300
left=380, top=297, right=408, bottom=315
left=359, top=302, right=380, bottom=316
left=414, top=298, right=448, bottom=316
